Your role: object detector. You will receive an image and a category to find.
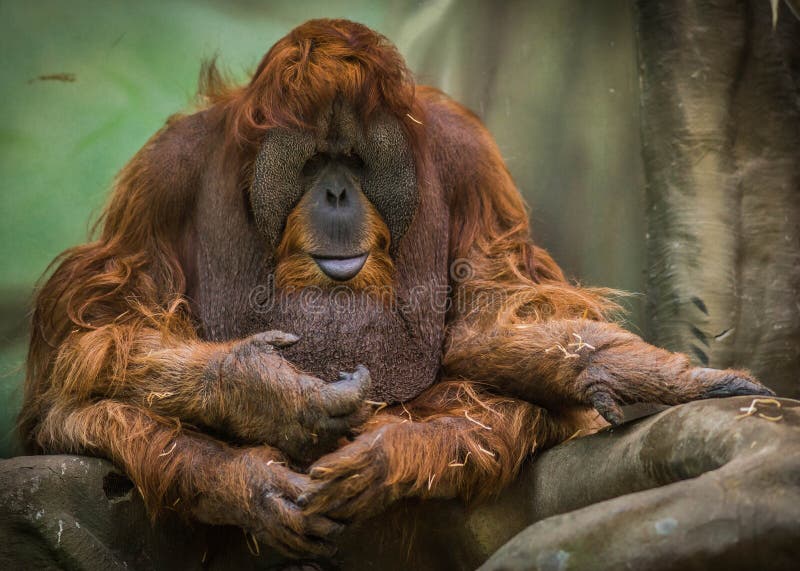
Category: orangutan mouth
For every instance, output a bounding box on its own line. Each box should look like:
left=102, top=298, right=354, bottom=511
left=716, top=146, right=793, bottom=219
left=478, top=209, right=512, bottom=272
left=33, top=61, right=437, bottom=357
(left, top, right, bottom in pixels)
left=312, top=253, right=369, bottom=281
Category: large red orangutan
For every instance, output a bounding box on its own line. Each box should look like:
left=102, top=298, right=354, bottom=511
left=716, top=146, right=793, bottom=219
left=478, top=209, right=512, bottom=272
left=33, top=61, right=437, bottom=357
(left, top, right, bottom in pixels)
left=20, top=19, right=772, bottom=558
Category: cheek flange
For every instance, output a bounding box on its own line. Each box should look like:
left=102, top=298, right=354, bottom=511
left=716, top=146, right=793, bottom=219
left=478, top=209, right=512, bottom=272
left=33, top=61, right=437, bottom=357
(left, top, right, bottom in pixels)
left=355, top=113, right=418, bottom=253
left=250, top=128, right=316, bottom=251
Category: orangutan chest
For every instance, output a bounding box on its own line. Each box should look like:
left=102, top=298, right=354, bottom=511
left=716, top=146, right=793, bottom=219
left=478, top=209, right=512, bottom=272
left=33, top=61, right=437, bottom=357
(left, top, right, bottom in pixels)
left=252, top=290, right=445, bottom=403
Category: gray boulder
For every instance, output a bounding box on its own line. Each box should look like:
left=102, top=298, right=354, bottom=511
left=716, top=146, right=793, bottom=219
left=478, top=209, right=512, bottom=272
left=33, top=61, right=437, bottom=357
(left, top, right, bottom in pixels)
left=2, top=396, right=798, bottom=570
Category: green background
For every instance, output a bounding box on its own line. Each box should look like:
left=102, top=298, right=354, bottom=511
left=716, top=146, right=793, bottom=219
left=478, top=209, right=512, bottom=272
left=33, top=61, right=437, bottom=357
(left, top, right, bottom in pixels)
left=0, top=0, right=644, bottom=456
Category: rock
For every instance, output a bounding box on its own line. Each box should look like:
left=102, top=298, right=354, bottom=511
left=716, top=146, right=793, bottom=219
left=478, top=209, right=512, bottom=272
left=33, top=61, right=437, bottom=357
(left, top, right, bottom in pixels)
left=2, top=397, right=799, bottom=570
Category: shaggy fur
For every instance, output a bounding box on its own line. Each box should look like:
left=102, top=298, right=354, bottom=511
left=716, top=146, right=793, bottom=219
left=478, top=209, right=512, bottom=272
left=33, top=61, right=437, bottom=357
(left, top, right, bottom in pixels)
left=20, top=19, right=772, bottom=559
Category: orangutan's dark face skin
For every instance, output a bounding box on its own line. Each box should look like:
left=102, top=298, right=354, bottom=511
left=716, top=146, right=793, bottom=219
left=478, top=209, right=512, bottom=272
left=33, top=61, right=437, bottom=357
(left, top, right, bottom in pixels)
left=302, top=155, right=370, bottom=279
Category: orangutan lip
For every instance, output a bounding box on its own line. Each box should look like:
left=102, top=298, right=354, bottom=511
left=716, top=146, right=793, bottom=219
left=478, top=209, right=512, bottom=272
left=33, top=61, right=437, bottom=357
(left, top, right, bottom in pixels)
left=312, top=253, right=369, bottom=281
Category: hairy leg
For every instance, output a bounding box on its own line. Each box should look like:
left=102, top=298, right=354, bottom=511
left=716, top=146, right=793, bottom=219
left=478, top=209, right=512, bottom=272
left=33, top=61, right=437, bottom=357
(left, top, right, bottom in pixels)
left=32, top=398, right=343, bottom=558
left=299, top=381, right=599, bottom=522
left=444, top=318, right=773, bottom=425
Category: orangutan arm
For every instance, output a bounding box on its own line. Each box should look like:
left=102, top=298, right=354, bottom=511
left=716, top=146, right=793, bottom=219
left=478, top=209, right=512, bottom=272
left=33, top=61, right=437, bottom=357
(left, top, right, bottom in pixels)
left=46, top=324, right=369, bottom=463
left=299, top=381, right=592, bottom=522
left=299, top=316, right=772, bottom=523
left=443, top=317, right=773, bottom=425
left=31, top=398, right=343, bottom=558
left=419, top=88, right=772, bottom=426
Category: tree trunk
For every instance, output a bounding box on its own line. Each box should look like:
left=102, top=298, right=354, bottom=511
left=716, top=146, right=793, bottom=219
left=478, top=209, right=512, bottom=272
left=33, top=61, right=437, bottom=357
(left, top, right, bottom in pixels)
left=636, top=0, right=800, bottom=398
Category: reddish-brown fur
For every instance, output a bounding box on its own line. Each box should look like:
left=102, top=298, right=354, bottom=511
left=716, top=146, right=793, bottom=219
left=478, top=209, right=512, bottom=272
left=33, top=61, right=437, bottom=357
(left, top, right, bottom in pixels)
left=20, top=19, right=771, bottom=559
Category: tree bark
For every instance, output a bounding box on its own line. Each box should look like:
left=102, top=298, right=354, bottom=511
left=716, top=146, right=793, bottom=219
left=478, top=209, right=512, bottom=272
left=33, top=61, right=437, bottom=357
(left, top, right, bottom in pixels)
left=636, top=0, right=800, bottom=398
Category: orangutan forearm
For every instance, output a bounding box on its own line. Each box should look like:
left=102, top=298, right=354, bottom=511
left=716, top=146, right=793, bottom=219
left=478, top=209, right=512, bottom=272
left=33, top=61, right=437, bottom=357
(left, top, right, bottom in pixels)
left=31, top=398, right=343, bottom=557
left=34, top=398, right=260, bottom=514
left=300, top=381, right=589, bottom=522
left=443, top=318, right=771, bottom=424
left=50, top=326, right=369, bottom=458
